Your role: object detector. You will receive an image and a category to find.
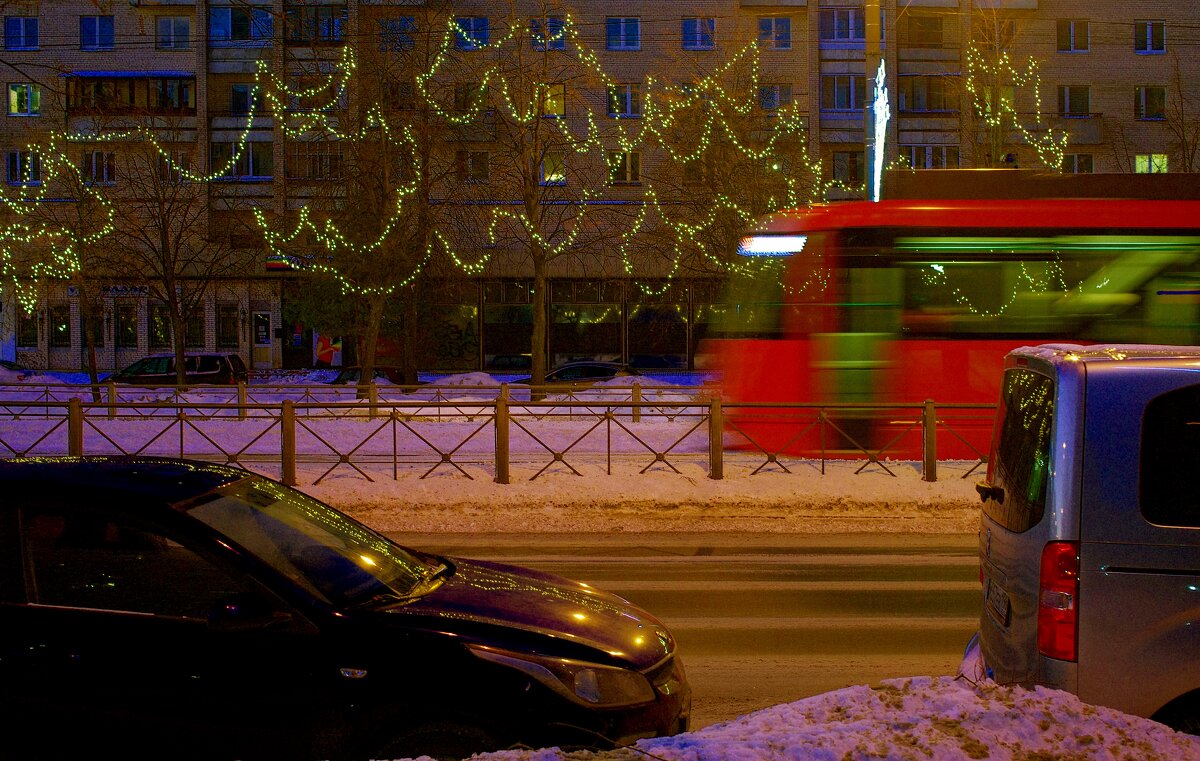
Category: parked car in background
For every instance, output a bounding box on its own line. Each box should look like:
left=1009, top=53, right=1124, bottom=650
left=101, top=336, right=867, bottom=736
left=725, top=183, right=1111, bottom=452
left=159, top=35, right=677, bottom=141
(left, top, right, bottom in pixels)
left=328, top=366, right=409, bottom=385
left=108, top=352, right=248, bottom=386
left=513, top=361, right=640, bottom=386
left=0, top=457, right=690, bottom=760
left=967, top=344, right=1200, bottom=734
left=0, top=359, right=32, bottom=379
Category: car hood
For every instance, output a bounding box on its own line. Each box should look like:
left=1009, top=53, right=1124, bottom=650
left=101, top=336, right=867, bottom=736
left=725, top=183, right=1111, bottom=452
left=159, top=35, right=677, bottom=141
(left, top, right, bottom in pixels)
left=386, top=557, right=674, bottom=670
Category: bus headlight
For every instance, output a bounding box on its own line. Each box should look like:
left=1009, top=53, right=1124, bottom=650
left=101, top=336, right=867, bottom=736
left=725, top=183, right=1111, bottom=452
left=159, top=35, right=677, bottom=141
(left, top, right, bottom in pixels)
left=469, top=645, right=656, bottom=707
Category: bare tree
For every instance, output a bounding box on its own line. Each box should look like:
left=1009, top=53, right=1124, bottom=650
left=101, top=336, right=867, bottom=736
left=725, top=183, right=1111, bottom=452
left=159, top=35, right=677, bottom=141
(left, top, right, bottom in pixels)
left=1165, top=54, right=1200, bottom=173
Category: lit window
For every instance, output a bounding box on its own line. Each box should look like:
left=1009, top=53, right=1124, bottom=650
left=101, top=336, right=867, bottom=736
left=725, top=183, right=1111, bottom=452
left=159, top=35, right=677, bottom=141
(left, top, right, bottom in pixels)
left=532, top=16, right=564, bottom=51
left=1135, top=86, right=1166, bottom=120
left=80, top=16, right=114, bottom=50
left=682, top=17, right=714, bottom=50
left=1135, top=20, right=1165, bottom=54
left=607, top=17, right=640, bottom=50
left=454, top=16, right=488, bottom=50
left=1135, top=153, right=1168, bottom=173
left=607, top=150, right=640, bottom=184
left=758, top=16, right=791, bottom=50
left=7, top=83, right=39, bottom=116
left=5, top=17, right=38, bottom=50
left=542, top=83, right=565, bottom=117
left=1056, top=19, right=1088, bottom=52
left=608, top=83, right=641, bottom=118
left=541, top=152, right=566, bottom=185
left=156, top=16, right=190, bottom=49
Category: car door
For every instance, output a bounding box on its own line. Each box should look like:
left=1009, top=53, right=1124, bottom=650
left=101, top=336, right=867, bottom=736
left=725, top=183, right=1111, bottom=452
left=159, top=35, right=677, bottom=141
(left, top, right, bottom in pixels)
left=0, top=496, right=333, bottom=760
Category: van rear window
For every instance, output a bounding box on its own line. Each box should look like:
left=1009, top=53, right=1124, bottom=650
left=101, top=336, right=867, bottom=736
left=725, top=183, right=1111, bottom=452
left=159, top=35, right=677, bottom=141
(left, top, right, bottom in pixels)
left=985, top=368, right=1054, bottom=533
left=1141, top=384, right=1200, bottom=528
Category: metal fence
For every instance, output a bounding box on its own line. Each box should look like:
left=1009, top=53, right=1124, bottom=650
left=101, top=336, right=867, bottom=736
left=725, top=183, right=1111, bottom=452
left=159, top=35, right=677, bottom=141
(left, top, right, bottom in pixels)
left=0, top=381, right=994, bottom=485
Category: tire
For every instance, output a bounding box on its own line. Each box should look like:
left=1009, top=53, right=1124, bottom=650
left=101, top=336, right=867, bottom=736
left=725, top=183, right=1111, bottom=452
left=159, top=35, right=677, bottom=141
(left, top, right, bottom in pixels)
left=1157, top=704, right=1200, bottom=736
left=371, top=721, right=498, bottom=761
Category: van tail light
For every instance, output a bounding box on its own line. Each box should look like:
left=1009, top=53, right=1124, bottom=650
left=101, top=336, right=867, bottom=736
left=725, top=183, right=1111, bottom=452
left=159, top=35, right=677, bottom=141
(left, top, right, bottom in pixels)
left=1037, top=541, right=1080, bottom=662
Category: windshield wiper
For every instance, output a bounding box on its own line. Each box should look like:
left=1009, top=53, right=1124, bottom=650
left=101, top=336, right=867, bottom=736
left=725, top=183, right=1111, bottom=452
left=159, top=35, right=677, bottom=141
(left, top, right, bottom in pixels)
left=423, top=557, right=456, bottom=584
left=348, top=591, right=418, bottom=610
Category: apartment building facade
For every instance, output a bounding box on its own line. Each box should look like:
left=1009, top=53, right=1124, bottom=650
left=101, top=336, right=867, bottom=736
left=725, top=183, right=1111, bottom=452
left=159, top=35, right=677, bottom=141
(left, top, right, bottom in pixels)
left=1, top=0, right=1197, bottom=373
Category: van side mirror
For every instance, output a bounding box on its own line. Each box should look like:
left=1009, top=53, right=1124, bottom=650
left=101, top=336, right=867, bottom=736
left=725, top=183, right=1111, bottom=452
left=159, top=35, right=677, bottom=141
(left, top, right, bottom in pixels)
left=209, top=592, right=295, bottom=632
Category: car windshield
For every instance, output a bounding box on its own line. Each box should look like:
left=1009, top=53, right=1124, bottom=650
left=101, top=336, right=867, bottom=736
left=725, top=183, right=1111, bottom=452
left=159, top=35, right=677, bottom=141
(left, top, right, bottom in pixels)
left=175, top=477, right=436, bottom=607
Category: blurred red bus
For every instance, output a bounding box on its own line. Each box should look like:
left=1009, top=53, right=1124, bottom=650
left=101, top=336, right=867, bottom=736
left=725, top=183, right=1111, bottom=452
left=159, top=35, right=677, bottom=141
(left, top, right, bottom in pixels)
left=704, top=197, right=1200, bottom=458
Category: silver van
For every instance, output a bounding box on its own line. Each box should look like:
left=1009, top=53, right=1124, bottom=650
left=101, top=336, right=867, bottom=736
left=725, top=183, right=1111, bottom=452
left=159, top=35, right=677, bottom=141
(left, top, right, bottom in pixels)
left=967, top=344, right=1200, bottom=733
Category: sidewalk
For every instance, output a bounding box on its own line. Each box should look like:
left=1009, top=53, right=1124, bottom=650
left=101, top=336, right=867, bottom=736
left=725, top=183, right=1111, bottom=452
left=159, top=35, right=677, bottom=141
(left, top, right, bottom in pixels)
left=303, top=457, right=983, bottom=535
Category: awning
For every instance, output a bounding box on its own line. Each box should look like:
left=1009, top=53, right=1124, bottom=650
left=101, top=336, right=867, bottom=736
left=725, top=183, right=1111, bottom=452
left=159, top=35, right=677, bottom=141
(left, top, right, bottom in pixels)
left=62, top=70, right=194, bottom=78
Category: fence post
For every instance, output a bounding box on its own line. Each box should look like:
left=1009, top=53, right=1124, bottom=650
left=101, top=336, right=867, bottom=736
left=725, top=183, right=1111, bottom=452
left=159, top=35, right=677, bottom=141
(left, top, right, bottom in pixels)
left=107, top=381, right=117, bottom=420
left=281, top=399, right=297, bottom=486
left=68, top=398, right=83, bottom=456
left=708, top=397, right=724, bottom=480
left=237, top=381, right=247, bottom=421
left=922, top=398, right=937, bottom=482
left=494, top=385, right=510, bottom=485
left=631, top=382, right=641, bottom=423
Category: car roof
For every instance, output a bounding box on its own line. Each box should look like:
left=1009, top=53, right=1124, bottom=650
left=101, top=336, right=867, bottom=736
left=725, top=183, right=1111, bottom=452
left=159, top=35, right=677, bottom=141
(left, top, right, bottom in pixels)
left=0, top=457, right=247, bottom=504
left=1013, top=343, right=1200, bottom=366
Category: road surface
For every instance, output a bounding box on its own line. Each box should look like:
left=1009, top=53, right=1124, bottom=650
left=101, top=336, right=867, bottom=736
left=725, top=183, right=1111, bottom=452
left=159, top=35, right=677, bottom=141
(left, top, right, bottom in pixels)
left=387, top=531, right=981, bottom=729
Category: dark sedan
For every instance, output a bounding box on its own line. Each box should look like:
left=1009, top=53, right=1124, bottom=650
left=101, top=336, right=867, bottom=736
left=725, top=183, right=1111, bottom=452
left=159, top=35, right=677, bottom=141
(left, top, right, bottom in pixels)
left=0, top=458, right=689, bottom=761
left=513, top=361, right=640, bottom=386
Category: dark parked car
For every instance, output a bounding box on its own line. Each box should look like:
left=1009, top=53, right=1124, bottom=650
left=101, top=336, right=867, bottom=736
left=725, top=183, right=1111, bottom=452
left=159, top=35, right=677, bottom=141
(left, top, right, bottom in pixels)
left=0, top=457, right=690, bottom=761
left=0, top=358, right=33, bottom=378
left=328, top=366, right=409, bottom=385
left=514, top=361, right=640, bottom=385
left=108, top=352, right=248, bottom=386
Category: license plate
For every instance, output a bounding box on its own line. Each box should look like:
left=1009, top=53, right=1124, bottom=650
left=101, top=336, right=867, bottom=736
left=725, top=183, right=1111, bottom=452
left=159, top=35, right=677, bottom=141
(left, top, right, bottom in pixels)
left=985, top=578, right=1011, bottom=627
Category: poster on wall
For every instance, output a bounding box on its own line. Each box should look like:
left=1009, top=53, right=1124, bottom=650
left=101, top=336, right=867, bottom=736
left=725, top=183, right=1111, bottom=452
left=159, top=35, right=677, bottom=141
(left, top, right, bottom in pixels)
left=313, top=330, right=343, bottom=367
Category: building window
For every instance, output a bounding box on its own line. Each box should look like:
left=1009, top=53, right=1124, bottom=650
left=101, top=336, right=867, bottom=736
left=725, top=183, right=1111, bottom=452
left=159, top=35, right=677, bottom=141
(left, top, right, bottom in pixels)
left=210, top=6, right=273, bottom=45
left=115, top=304, right=138, bottom=348
left=1062, top=153, right=1093, bottom=174
left=1135, top=21, right=1165, bottom=54
left=607, top=17, right=640, bottom=50
left=758, top=16, right=791, bottom=50
left=456, top=150, right=489, bottom=183
left=5, top=17, right=38, bottom=50
left=1136, top=86, right=1166, bottom=120
left=6, top=150, right=39, bottom=186
left=608, top=83, right=641, bottom=118
left=832, top=151, right=865, bottom=184
left=156, top=16, right=190, bottom=50
left=454, top=16, right=488, bottom=50
left=607, top=150, right=640, bottom=185
left=217, top=305, right=239, bottom=348
left=899, top=76, right=953, bottom=112
left=903, top=145, right=959, bottom=169
left=285, top=141, right=343, bottom=180
left=81, top=151, right=115, bottom=185
left=1135, top=154, right=1169, bottom=174
left=541, top=83, right=565, bottom=117
left=286, top=76, right=346, bottom=112
left=157, top=150, right=191, bottom=183
left=80, top=15, right=114, bottom=51
left=758, top=83, right=792, bottom=112
left=211, top=142, right=273, bottom=180
left=821, top=75, right=866, bottom=111
left=1057, top=85, right=1090, bottom=117
left=541, top=152, right=566, bottom=186
left=49, top=304, right=70, bottom=348
left=285, top=5, right=346, bottom=44
left=17, top=310, right=36, bottom=347
left=904, top=15, right=943, bottom=48
left=7, top=83, right=39, bottom=116
left=231, top=84, right=262, bottom=115
left=149, top=304, right=171, bottom=348
left=682, top=17, right=715, bottom=50
left=152, top=78, right=196, bottom=112
left=186, top=312, right=204, bottom=348
left=532, top=16, right=564, bottom=51
left=1056, top=19, right=1088, bottom=52
left=820, top=9, right=865, bottom=43
left=380, top=16, right=416, bottom=52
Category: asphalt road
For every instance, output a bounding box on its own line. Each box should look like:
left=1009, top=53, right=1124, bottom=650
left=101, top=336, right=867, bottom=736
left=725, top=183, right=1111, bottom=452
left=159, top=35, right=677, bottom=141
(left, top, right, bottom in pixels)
left=387, top=531, right=982, bottom=730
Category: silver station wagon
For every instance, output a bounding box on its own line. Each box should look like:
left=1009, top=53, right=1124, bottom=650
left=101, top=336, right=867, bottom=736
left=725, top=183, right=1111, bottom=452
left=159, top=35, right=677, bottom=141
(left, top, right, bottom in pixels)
left=967, top=344, right=1200, bottom=733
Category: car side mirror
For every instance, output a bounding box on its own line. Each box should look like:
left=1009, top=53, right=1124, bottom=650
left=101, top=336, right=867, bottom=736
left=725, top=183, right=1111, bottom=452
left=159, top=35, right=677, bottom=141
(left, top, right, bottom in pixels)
left=209, top=592, right=295, bottom=632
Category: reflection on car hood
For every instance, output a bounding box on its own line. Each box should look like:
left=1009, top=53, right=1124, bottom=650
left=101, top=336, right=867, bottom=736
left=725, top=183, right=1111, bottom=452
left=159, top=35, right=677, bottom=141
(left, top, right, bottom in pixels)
left=386, top=558, right=673, bottom=670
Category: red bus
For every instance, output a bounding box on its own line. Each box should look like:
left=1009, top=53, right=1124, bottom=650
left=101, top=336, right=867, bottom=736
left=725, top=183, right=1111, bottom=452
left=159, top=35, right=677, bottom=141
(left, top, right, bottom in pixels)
left=705, top=196, right=1200, bottom=459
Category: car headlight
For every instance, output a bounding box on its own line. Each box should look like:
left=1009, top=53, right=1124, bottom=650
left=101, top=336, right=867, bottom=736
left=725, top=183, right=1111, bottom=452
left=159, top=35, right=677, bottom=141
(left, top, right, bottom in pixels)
left=469, top=644, right=656, bottom=707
